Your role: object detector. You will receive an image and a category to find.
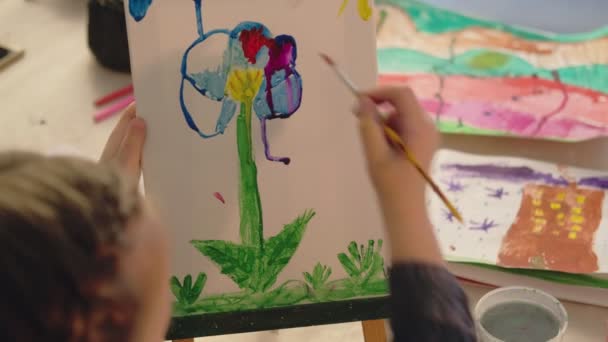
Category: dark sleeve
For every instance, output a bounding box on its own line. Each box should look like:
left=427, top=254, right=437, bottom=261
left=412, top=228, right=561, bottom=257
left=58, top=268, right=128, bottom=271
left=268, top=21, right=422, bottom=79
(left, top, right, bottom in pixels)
left=389, top=263, right=477, bottom=342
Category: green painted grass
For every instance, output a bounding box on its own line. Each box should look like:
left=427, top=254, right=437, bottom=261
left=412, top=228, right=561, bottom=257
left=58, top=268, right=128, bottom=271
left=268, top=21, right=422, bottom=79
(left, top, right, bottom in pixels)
left=173, top=278, right=389, bottom=317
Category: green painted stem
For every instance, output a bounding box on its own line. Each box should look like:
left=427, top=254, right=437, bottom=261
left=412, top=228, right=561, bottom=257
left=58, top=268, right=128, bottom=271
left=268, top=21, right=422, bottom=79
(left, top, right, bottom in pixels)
left=236, top=101, right=264, bottom=248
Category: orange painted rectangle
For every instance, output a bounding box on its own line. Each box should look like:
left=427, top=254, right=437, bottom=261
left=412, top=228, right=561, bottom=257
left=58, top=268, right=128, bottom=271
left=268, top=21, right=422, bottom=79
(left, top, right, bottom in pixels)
left=498, top=184, right=604, bottom=273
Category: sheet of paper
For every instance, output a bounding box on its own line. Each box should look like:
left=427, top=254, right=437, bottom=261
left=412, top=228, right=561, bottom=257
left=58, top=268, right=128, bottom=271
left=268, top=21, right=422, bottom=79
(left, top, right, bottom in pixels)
left=432, top=150, right=608, bottom=274
left=376, top=0, right=608, bottom=141
left=125, top=0, right=384, bottom=317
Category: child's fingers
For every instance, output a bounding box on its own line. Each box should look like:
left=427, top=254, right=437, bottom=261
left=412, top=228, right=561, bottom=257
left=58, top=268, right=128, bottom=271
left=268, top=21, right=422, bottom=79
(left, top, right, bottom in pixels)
left=362, top=85, right=424, bottom=128
left=384, top=110, right=403, bottom=135
left=355, top=96, right=391, bottom=167
left=117, top=117, right=146, bottom=178
left=100, top=103, right=137, bottom=162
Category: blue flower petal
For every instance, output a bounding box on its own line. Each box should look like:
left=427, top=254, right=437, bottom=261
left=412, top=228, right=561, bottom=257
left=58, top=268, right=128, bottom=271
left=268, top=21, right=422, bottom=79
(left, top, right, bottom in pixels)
left=216, top=99, right=237, bottom=134
left=129, top=0, right=153, bottom=22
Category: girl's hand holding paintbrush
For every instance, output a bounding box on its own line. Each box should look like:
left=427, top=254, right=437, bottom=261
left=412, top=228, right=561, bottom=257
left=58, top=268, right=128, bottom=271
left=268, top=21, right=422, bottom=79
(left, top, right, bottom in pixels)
left=354, top=86, right=444, bottom=265
left=355, top=87, right=439, bottom=194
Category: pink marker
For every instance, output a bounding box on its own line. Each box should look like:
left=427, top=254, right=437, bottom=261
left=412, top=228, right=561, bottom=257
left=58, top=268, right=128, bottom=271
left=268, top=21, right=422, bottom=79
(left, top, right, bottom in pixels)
left=94, top=84, right=134, bottom=106
left=93, top=95, right=135, bottom=123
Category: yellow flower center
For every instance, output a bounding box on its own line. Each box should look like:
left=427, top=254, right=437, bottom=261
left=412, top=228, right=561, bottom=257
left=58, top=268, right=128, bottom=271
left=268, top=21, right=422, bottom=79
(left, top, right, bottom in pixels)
left=226, top=69, right=264, bottom=103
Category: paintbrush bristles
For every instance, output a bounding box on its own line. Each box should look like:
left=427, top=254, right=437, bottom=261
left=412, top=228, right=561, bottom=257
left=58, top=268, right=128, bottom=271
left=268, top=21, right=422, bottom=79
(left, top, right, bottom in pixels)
left=319, top=53, right=335, bottom=67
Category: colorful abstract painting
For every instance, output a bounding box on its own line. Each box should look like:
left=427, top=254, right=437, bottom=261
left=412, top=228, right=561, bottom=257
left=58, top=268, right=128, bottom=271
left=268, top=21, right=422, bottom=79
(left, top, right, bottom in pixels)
left=125, top=0, right=383, bottom=319
left=431, top=150, right=608, bottom=274
left=376, top=0, right=608, bottom=141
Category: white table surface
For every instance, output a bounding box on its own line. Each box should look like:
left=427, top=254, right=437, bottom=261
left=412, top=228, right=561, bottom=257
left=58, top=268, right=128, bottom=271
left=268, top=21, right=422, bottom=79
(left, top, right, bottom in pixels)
left=1, top=1, right=607, bottom=341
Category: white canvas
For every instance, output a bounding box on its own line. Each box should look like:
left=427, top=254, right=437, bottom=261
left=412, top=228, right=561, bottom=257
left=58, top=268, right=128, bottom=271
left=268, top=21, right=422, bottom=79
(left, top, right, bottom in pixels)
left=432, top=150, right=608, bottom=274
left=125, top=0, right=385, bottom=316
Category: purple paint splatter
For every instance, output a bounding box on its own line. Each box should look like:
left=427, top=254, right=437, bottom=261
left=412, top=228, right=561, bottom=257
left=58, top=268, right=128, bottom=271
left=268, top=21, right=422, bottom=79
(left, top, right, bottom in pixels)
left=469, top=218, right=499, bottom=233
left=486, top=187, right=509, bottom=199
left=444, top=179, right=466, bottom=192
left=442, top=208, right=457, bottom=223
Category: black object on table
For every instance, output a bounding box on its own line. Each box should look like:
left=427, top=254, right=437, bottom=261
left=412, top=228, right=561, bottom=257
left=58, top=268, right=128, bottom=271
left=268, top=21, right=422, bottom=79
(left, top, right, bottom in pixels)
left=88, top=0, right=131, bottom=73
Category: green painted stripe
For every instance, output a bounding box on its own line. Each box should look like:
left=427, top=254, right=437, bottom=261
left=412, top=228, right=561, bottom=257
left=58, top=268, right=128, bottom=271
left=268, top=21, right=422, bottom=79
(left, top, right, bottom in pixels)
left=376, top=0, right=608, bottom=43
left=457, top=262, right=608, bottom=289
left=378, top=47, right=608, bottom=94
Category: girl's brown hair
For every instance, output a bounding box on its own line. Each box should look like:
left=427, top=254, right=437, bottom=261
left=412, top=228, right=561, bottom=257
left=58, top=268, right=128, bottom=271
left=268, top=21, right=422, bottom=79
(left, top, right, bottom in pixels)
left=0, top=152, right=141, bottom=341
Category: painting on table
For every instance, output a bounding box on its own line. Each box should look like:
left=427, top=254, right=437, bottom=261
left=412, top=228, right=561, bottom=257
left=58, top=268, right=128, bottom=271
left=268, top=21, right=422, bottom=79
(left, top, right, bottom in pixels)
left=431, top=150, right=608, bottom=274
left=125, top=0, right=386, bottom=320
left=376, top=0, right=608, bottom=141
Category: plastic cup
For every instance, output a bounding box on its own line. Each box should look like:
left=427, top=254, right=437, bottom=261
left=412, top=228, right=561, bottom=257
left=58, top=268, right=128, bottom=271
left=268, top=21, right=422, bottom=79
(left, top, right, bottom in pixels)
left=474, top=286, right=568, bottom=342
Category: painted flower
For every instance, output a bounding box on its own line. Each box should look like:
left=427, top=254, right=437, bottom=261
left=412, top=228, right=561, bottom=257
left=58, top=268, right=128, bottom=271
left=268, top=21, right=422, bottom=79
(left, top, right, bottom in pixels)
left=181, top=22, right=303, bottom=165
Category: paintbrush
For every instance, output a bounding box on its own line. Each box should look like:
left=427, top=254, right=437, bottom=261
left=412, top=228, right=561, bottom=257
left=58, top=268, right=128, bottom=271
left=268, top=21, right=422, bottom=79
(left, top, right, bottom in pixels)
left=320, top=53, right=463, bottom=223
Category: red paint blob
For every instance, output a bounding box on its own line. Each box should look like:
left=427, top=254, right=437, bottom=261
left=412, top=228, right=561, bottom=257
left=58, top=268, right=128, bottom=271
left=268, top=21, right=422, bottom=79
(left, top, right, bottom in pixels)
left=239, top=27, right=273, bottom=64
left=213, top=192, right=226, bottom=204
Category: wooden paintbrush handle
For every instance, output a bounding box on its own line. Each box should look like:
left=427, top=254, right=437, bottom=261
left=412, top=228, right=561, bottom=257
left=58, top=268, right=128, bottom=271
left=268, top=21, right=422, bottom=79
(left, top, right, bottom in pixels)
left=382, top=126, right=463, bottom=223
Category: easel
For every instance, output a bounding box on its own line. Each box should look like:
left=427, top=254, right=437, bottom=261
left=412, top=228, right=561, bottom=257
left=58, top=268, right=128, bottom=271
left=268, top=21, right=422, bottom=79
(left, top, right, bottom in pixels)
left=173, top=319, right=387, bottom=342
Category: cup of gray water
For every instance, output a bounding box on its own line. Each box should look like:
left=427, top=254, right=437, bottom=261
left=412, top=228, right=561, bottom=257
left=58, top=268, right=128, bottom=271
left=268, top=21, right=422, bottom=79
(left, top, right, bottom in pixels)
left=475, top=287, right=568, bottom=342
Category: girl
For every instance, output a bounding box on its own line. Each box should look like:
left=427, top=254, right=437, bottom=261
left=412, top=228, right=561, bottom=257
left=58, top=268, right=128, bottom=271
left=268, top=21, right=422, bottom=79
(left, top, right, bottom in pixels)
left=0, top=86, right=475, bottom=341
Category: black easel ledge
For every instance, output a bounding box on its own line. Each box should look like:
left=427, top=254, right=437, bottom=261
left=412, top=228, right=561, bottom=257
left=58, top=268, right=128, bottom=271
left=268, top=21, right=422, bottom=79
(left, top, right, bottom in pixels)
left=166, top=296, right=390, bottom=340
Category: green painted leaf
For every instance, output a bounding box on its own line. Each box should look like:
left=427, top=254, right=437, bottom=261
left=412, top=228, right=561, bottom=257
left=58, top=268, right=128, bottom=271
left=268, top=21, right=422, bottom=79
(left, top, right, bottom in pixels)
left=361, top=240, right=375, bottom=271
left=322, top=266, right=332, bottom=283
left=188, top=272, right=207, bottom=304
left=256, top=210, right=315, bottom=292
left=348, top=242, right=361, bottom=265
left=338, top=253, right=360, bottom=278
left=180, top=275, right=193, bottom=303
left=170, top=276, right=183, bottom=302
left=312, top=262, right=323, bottom=280
left=183, top=274, right=192, bottom=290
left=191, top=240, right=256, bottom=290
left=303, top=272, right=314, bottom=285
left=362, top=251, right=386, bottom=285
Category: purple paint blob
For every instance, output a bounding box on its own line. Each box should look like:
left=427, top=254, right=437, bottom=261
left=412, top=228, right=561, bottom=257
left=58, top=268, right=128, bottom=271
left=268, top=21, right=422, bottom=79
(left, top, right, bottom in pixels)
left=442, top=164, right=569, bottom=186
left=442, top=208, right=456, bottom=223
left=263, top=36, right=298, bottom=117
left=579, top=177, right=608, bottom=189
left=486, top=187, right=509, bottom=199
